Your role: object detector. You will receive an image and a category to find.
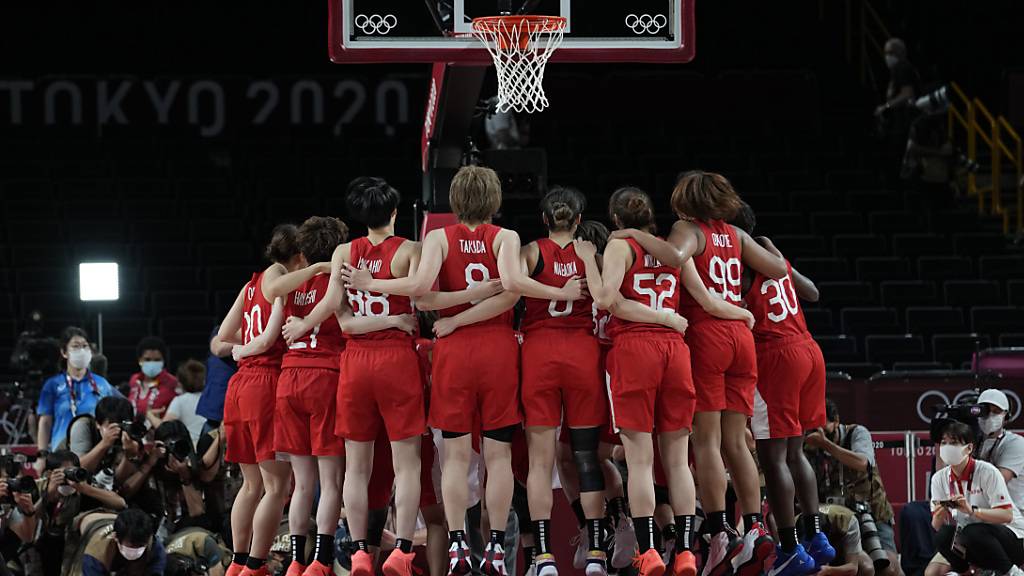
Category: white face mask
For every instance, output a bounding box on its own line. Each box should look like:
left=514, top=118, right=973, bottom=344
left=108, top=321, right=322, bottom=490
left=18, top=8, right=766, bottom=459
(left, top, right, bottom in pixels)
left=118, top=543, right=147, bottom=561
left=57, top=484, right=76, bottom=497
left=68, top=348, right=92, bottom=370
left=884, top=55, right=899, bottom=68
left=980, top=413, right=1005, bottom=436
left=940, top=444, right=969, bottom=467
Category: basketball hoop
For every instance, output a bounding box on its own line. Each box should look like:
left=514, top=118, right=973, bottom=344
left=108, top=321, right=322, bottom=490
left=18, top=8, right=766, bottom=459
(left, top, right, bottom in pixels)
left=471, top=15, right=566, bottom=114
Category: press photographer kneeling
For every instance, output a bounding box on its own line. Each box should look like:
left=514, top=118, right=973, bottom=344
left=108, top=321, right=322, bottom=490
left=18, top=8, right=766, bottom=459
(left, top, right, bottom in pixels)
left=931, top=420, right=1024, bottom=576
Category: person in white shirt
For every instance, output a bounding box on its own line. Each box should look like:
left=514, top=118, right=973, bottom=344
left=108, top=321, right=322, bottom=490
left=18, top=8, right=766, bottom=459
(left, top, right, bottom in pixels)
left=977, top=389, right=1024, bottom=512
left=163, top=359, right=207, bottom=445
left=930, top=420, right=1024, bottom=576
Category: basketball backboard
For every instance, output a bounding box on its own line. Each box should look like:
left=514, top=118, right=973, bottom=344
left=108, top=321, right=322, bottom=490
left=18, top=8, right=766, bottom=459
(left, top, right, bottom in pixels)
left=329, top=0, right=695, bottom=64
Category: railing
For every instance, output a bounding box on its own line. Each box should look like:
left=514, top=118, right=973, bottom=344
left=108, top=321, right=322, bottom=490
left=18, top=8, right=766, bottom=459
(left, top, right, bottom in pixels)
left=947, top=81, right=1024, bottom=234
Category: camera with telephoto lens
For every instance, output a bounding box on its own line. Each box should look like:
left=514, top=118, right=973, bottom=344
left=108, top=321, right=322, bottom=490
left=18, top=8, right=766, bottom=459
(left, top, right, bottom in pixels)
left=852, top=501, right=890, bottom=571
left=1, top=475, right=39, bottom=506
left=120, top=420, right=147, bottom=442
left=63, top=467, right=90, bottom=483
left=168, top=437, right=193, bottom=461
left=931, top=395, right=985, bottom=444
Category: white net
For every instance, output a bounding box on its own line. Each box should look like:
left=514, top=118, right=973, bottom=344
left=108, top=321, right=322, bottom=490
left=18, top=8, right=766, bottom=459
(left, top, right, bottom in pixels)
left=472, top=16, right=566, bottom=114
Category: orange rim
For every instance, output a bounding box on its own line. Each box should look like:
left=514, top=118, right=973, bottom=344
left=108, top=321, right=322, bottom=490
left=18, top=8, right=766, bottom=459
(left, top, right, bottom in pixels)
left=472, top=15, right=566, bottom=51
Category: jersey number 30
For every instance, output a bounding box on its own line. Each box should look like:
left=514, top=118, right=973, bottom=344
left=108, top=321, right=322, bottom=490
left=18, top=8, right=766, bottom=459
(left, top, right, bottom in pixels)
left=760, top=274, right=799, bottom=323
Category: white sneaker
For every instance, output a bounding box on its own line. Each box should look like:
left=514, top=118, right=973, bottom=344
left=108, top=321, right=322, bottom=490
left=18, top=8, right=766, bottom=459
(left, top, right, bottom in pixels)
left=584, top=551, right=608, bottom=576
left=700, top=531, right=743, bottom=576
left=572, top=527, right=588, bottom=569
left=1005, top=566, right=1024, bottom=576
left=536, top=553, right=558, bottom=576
left=611, top=514, right=638, bottom=569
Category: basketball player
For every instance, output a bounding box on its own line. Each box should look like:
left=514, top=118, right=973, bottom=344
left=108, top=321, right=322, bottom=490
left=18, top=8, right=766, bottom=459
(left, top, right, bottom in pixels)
left=579, top=186, right=701, bottom=576
left=521, top=188, right=695, bottom=576
left=260, top=216, right=350, bottom=576
left=732, top=204, right=834, bottom=576
left=614, top=171, right=787, bottom=576
left=342, top=165, right=585, bottom=576
left=212, top=224, right=311, bottom=576
left=281, top=177, right=500, bottom=576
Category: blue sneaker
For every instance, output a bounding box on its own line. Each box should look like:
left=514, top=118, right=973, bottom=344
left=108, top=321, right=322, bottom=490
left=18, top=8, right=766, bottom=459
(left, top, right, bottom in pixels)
left=803, top=532, right=836, bottom=569
left=767, top=545, right=816, bottom=576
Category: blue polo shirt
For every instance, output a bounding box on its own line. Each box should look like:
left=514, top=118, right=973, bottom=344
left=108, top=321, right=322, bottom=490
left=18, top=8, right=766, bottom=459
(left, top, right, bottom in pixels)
left=196, top=350, right=236, bottom=423
left=37, top=371, right=119, bottom=451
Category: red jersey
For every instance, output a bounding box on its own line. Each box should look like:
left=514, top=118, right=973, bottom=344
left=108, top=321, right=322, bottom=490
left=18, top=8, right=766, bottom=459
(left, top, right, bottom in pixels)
left=239, top=271, right=286, bottom=370
left=346, top=236, right=415, bottom=341
left=607, top=238, right=681, bottom=338
left=281, top=273, right=344, bottom=370
left=678, top=219, right=744, bottom=325
left=522, top=238, right=593, bottom=332
left=747, top=260, right=809, bottom=342
left=437, top=223, right=512, bottom=328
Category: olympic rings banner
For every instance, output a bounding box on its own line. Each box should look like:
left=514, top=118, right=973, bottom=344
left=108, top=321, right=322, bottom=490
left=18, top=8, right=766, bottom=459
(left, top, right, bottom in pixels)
left=825, top=373, right=1023, bottom=430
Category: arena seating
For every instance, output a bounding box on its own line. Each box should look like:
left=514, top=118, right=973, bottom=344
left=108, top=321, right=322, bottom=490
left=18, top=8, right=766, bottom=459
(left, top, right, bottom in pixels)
left=1, top=71, right=1021, bottom=387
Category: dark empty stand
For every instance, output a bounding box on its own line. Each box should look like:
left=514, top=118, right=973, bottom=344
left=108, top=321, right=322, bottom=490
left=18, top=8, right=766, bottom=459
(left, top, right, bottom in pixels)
left=833, top=234, right=887, bottom=258
left=866, top=334, right=927, bottom=368
left=811, top=212, right=864, bottom=236
left=944, top=280, right=1001, bottom=307
left=905, top=307, right=966, bottom=337
left=1011, top=281, right=1024, bottom=306
left=932, top=334, right=991, bottom=368
left=891, top=234, right=953, bottom=258
left=774, top=235, right=828, bottom=258
left=803, top=309, right=836, bottom=335
left=815, top=335, right=860, bottom=363
left=979, top=255, right=1024, bottom=280
left=827, top=363, right=884, bottom=378
left=840, top=307, right=903, bottom=336
left=880, top=281, right=939, bottom=308
left=793, top=258, right=850, bottom=282
left=818, top=282, right=875, bottom=307
left=917, top=256, right=973, bottom=281
left=856, top=257, right=912, bottom=282
left=970, top=307, right=1024, bottom=339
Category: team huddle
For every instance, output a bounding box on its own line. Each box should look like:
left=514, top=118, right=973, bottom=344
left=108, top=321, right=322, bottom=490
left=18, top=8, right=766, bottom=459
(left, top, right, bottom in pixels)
left=214, top=166, right=836, bottom=576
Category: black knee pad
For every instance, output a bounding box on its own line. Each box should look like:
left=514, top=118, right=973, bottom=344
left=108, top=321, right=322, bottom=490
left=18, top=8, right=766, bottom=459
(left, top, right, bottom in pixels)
left=367, top=508, right=388, bottom=547
left=481, top=424, right=518, bottom=443
left=654, top=484, right=670, bottom=506
left=570, top=427, right=605, bottom=493
left=441, top=430, right=469, bottom=439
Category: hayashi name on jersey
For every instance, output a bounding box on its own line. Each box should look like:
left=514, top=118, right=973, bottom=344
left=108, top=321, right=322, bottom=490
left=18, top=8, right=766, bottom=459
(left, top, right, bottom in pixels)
left=459, top=239, right=488, bottom=254
left=293, top=289, right=318, bottom=306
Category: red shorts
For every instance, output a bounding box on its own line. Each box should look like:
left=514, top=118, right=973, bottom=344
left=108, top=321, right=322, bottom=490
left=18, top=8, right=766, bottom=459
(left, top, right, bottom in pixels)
left=606, top=332, right=695, bottom=434
left=429, top=326, right=521, bottom=433
left=224, top=367, right=279, bottom=464
left=521, top=328, right=607, bottom=428
left=367, top=433, right=442, bottom=510
left=688, top=321, right=758, bottom=416
left=751, top=334, right=827, bottom=440
left=275, top=367, right=344, bottom=457
left=336, top=340, right=426, bottom=442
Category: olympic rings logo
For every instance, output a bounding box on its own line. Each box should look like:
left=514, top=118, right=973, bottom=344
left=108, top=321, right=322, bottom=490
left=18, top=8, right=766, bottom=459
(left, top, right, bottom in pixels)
left=354, top=14, right=397, bottom=35
left=625, top=13, right=667, bottom=35
left=915, top=388, right=1023, bottom=424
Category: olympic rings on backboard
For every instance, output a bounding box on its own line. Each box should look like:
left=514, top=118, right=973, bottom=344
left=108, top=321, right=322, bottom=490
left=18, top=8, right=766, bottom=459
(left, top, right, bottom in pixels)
left=355, top=14, right=398, bottom=35
left=624, top=13, right=667, bottom=35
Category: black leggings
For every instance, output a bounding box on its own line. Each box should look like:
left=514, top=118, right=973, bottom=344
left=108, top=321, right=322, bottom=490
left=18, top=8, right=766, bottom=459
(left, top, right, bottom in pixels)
left=934, top=523, right=1024, bottom=573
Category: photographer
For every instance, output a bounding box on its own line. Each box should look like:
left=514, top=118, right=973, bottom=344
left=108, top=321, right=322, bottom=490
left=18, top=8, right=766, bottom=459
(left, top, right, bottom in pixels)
left=165, top=526, right=230, bottom=576
left=66, top=508, right=167, bottom=576
left=67, top=396, right=137, bottom=475
left=930, top=421, right=1024, bottom=576
left=36, top=450, right=126, bottom=576
left=1, top=454, right=39, bottom=571
left=813, top=504, right=877, bottom=576
left=807, top=399, right=902, bottom=576
left=152, top=421, right=210, bottom=532
left=976, top=389, right=1024, bottom=512
left=36, top=327, right=119, bottom=460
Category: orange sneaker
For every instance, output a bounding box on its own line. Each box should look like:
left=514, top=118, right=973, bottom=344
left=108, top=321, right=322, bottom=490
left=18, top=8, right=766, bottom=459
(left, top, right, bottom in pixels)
left=383, top=549, right=420, bottom=576
left=227, top=563, right=247, bottom=576
left=302, top=561, right=335, bottom=576
left=239, top=567, right=269, bottom=576
left=672, top=551, right=697, bottom=576
left=632, top=549, right=666, bottom=576
left=352, top=550, right=375, bottom=576
left=284, top=561, right=307, bottom=576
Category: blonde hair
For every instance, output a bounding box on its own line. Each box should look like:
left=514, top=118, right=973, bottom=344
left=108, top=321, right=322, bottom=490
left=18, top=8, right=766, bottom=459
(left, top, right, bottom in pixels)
left=449, top=166, right=502, bottom=223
